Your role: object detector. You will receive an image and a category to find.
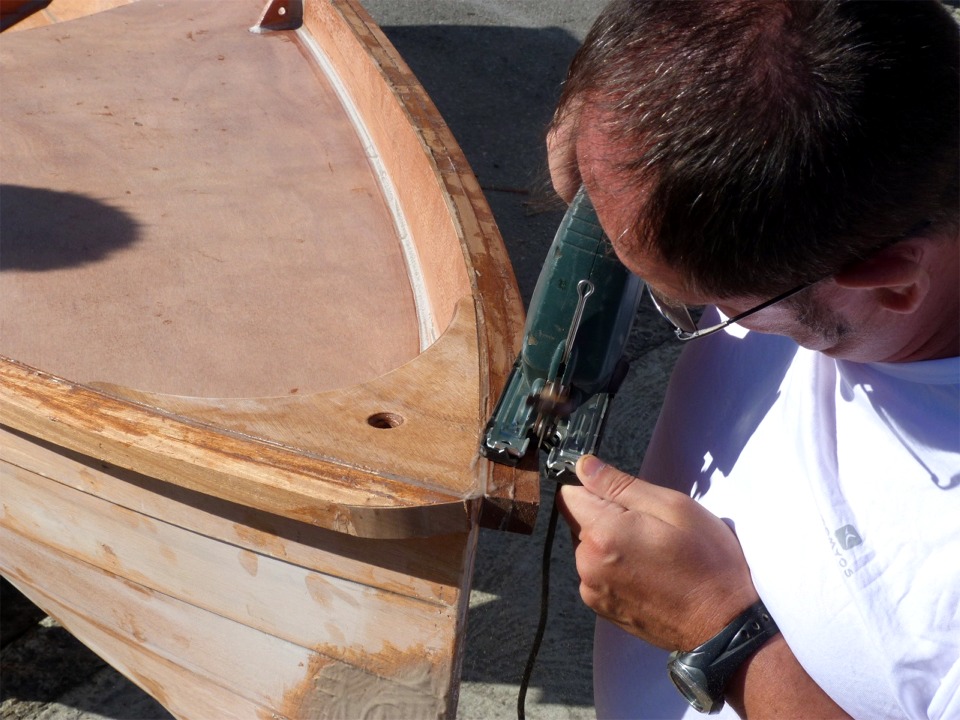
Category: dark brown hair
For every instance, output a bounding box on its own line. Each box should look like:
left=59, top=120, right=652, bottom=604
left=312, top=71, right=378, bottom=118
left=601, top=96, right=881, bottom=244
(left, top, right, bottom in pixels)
left=554, top=0, right=959, bottom=297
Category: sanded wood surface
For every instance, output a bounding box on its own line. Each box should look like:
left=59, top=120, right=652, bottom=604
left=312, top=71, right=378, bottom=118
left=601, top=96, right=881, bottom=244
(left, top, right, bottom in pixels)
left=1, top=0, right=420, bottom=398
left=1, top=425, right=477, bottom=716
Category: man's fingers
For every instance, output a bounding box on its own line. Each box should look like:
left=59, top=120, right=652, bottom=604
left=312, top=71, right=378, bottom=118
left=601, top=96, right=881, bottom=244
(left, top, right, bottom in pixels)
left=557, top=484, right=601, bottom=537
left=556, top=478, right=628, bottom=540
left=575, top=454, right=683, bottom=518
left=561, top=454, right=702, bottom=549
left=575, top=455, right=635, bottom=502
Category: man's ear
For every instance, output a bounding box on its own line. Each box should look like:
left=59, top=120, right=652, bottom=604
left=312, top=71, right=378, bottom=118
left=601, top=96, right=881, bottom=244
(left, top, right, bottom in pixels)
left=833, top=244, right=930, bottom=314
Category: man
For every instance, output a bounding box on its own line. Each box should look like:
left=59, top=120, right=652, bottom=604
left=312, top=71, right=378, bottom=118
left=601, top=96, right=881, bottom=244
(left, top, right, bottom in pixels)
left=547, top=1, right=959, bottom=717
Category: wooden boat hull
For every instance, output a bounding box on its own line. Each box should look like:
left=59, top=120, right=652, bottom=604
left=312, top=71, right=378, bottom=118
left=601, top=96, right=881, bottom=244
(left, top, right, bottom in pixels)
left=0, top=1, right=538, bottom=717
left=3, top=426, right=474, bottom=717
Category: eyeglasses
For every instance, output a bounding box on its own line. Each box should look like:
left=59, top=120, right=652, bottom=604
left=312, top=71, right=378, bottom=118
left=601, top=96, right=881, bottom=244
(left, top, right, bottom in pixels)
left=644, top=221, right=930, bottom=342
left=647, top=280, right=813, bottom=342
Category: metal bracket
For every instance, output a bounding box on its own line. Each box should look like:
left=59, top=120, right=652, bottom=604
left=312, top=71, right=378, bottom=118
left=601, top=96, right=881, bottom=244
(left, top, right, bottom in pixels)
left=250, top=0, right=303, bottom=34
left=543, top=391, right=612, bottom=484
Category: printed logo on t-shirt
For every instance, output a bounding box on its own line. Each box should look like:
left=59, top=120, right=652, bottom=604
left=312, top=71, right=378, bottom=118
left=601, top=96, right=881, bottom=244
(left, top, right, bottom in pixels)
left=835, top=524, right=863, bottom=550
left=824, top=522, right=867, bottom=578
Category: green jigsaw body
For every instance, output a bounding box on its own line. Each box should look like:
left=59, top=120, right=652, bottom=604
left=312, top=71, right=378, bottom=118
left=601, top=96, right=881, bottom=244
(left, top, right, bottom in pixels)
left=481, top=187, right=644, bottom=483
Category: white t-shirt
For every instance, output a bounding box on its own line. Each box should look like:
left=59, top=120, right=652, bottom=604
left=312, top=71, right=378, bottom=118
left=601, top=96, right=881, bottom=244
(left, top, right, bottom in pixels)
left=594, top=317, right=960, bottom=719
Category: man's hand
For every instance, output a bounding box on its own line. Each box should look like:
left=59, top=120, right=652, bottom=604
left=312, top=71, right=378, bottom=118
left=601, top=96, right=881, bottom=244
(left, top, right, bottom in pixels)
left=557, top=454, right=761, bottom=651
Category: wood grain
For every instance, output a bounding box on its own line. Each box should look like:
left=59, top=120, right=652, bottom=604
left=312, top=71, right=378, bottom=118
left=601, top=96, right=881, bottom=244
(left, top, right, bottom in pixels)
left=1, top=432, right=477, bottom=717
left=1, top=425, right=466, bottom=602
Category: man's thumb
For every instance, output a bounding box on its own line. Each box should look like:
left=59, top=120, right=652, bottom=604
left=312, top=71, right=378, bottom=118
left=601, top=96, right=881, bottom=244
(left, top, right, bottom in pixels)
left=575, top=454, right=606, bottom=483
left=574, top=454, right=642, bottom=508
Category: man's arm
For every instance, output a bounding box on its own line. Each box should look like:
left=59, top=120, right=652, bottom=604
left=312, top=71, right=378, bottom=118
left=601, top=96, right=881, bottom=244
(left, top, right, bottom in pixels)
left=728, top=634, right=850, bottom=719
left=558, top=455, right=851, bottom=718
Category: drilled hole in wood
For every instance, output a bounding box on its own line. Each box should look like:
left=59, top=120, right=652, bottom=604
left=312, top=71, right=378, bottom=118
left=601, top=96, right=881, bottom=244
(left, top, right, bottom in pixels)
left=367, top=412, right=404, bottom=429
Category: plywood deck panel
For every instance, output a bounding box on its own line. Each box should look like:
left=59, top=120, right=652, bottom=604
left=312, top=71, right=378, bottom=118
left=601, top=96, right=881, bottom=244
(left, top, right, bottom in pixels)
left=1, top=0, right=135, bottom=33
left=1, top=0, right=420, bottom=398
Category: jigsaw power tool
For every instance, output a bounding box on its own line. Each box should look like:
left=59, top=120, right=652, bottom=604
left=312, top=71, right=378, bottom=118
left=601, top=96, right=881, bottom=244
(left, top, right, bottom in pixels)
left=481, top=186, right=645, bottom=483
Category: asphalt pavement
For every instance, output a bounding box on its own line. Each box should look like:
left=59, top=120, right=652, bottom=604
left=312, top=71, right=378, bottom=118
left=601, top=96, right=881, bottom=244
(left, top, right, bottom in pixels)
left=0, top=2, right=683, bottom=718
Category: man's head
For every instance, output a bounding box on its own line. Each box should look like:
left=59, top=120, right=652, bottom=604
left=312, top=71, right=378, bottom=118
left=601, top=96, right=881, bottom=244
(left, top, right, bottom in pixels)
left=549, top=0, right=959, bottom=361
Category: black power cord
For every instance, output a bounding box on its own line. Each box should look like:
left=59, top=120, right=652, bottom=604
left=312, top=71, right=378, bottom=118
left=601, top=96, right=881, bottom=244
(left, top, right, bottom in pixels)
left=517, top=490, right=561, bottom=720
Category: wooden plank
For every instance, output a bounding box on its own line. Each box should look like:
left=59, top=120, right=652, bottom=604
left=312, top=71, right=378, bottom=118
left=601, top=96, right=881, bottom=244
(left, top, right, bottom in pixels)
left=5, top=575, right=270, bottom=719
left=1, top=461, right=466, bottom=669
left=0, top=425, right=467, bottom=602
left=0, top=530, right=335, bottom=709
left=0, top=300, right=481, bottom=538
left=1, top=422, right=479, bottom=717
left=0, top=531, right=459, bottom=717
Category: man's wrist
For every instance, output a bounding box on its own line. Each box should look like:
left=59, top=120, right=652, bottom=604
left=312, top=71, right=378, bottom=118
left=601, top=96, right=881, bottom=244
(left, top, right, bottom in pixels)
left=667, top=600, right=781, bottom=714
left=725, top=633, right=852, bottom=719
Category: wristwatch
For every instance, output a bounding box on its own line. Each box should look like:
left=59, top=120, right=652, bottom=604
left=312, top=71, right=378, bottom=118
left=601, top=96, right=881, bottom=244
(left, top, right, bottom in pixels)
left=667, top=600, right=780, bottom=714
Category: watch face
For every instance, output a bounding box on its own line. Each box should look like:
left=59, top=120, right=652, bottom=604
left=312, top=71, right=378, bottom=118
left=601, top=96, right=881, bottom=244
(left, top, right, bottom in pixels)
left=667, top=662, right=720, bottom=714
left=668, top=667, right=700, bottom=705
